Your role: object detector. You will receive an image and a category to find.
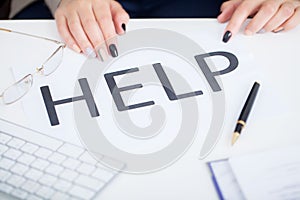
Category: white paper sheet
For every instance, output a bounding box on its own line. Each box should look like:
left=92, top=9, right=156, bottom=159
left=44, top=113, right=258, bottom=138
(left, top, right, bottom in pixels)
left=229, top=146, right=300, bottom=200
left=10, top=20, right=294, bottom=160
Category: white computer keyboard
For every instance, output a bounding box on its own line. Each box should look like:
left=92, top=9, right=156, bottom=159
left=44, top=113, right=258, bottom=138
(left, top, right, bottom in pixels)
left=0, top=119, right=123, bottom=200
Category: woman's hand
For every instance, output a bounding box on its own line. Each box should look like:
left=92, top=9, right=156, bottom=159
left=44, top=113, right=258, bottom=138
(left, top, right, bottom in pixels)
left=218, top=0, right=300, bottom=42
left=55, top=0, right=129, bottom=57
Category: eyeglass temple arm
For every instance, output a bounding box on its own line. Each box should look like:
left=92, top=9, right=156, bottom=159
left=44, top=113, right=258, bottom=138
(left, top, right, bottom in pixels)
left=0, top=27, right=11, bottom=32
left=0, top=27, right=64, bottom=45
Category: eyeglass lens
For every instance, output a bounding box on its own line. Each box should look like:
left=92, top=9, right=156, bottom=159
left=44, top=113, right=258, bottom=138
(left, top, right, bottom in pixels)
left=2, top=74, right=33, bottom=105
left=42, top=46, right=64, bottom=76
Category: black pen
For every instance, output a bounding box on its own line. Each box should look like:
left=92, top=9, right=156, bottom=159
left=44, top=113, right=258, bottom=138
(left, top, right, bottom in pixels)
left=232, top=82, right=260, bottom=145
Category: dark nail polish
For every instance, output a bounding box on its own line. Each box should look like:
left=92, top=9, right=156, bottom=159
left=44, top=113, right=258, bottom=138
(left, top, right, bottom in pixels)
left=122, top=23, right=126, bottom=32
left=222, top=31, right=232, bottom=43
left=109, top=44, right=118, bottom=57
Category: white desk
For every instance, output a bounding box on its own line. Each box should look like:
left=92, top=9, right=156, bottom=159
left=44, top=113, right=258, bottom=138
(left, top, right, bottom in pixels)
left=0, top=19, right=299, bottom=200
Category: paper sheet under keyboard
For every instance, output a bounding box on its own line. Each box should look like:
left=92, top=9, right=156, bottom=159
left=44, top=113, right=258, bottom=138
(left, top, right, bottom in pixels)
left=229, top=146, right=300, bottom=200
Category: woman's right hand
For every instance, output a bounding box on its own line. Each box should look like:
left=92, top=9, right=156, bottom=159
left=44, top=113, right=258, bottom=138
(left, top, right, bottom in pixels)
left=55, top=0, right=129, bottom=58
left=218, top=0, right=300, bottom=43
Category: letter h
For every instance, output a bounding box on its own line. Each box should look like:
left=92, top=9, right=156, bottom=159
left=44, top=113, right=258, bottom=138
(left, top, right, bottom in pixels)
left=40, top=78, right=99, bottom=126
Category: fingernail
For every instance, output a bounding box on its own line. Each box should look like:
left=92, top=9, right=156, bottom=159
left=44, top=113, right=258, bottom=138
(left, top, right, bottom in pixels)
left=97, top=47, right=108, bottom=61
left=109, top=44, right=118, bottom=57
left=244, top=29, right=253, bottom=36
left=222, top=31, right=232, bottom=43
left=257, top=28, right=266, bottom=34
left=84, top=47, right=96, bottom=58
left=273, top=27, right=284, bottom=33
left=122, top=23, right=126, bottom=32
left=98, top=48, right=104, bottom=61
left=72, top=44, right=81, bottom=53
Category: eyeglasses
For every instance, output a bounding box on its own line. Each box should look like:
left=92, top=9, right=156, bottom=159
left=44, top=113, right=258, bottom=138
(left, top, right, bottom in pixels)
left=0, top=27, right=66, bottom=105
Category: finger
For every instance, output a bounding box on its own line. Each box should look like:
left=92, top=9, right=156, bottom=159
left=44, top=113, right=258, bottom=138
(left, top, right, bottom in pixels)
left=94, top=3, right=118, bottom=57
left=280, top=6, right=300, bottom=31
left=222, top=0, right=260, bottom=42
left=78, top=5, right=104, bottom=58
left=55, top=12, right=81, bottom=53
left=245, top=0, right=282, bottom=35
left=263, top=2, right=295, bottom=32
left=218, top=0, right=242, bottom=23
left=111, top=1, right=130, bottom=35
left=66, top=12, right=94, bottom=57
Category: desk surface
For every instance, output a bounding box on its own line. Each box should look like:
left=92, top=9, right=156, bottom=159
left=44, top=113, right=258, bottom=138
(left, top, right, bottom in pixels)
left=0, top=19, right=299, bottom=200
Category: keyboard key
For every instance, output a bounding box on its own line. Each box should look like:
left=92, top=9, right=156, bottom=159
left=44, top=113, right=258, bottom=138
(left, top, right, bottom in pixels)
left=58, top=143, right=84, bottom=158
left=7, top=138, right=25, bottom=149
left=0, top=168, right=11, bottom=181
left=0, top=182, right=13, bottom=193
left=17, top=153, right=35, bottom=165
left=59, top=168, right=78, bottom=182
left=75, top=174, right=105, bottom=191
left=62, top=157, right=80, bottom=170
left=51, top=191, right=70, bottom=200
left=35, top=186, right=55, bottom=199
left=11, top=188, right=28, bottom=199
left=3, top=148, right=22, bottom=159
left=21, top=179, right=40, bottom=194
left=27, top=194, right=43, bottom=200
left=39, top=173, right=57, bottom=186
left=77, top=162, right=95, bottom=175
left=53, top=179, right=72, bottom=192
left=79, top=151, right=98, bottom=165
left=92, top=168, right=115, bottom=182
left=21, top=143, right=38, bottom=154
left=45, top=163, right=64, bottom=176
left=69, top=185, right=95, bottom=199
left=24, top=168, right=43, bottom=181
left=0, top=132, right=12, bottom=144
left=48, top=152, right=66, bottom=164
left=10, top=163, right=29, bottom=175
left=0, top=157, right=15, bottom=170
left=34, top=147, right=52, bottom=159
left=0, top=143, right=8, bottom=155
left=6, top=174, right=26, bottom=187
left=31, top=158, right=50, bottom=170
